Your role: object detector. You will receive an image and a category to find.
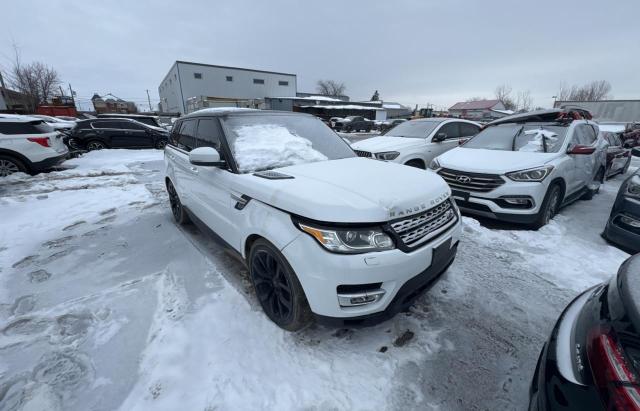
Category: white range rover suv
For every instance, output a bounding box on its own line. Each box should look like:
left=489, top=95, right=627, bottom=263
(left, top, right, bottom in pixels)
left=430, top=109, right=607, bottom=228
left=351, top=118, right=481, bottom=169
left=165, top=109, right=462, bottom=330
left=0, top=115, right=69, bottom=176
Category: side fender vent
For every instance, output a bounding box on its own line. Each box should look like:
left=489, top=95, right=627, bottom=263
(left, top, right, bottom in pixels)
left=253, top=171, right=295, bottom=180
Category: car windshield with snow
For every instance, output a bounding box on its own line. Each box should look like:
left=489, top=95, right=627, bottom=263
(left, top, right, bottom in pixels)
left=164, top=109, right=462, bottom=331
left=222, top=113, right=355, bottom=173
left=430, top=109, right=608, bottom=228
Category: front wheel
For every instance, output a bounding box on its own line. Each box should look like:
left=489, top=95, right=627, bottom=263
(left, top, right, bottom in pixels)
left=249, top=239, right=312, bottom=331
left=531, top=183, right=562, bottom=229
left=0, top=155, right=28, bottom=177
left=86, top=140, right=106, bottom=151
left=155, top=139, right=167, bottom=149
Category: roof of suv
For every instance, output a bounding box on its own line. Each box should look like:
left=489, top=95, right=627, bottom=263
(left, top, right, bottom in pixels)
left=0, top=114, right=44, bottom=123
left=487, top=109, right=593, bottom=127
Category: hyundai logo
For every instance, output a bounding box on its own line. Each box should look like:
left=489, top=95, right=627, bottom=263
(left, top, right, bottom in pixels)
left=456, top=175, right=472, bottom=184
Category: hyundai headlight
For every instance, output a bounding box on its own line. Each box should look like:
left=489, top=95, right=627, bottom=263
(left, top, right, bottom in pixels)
left=298, top=223, right=394, bottom=254
left=626, top=175, right=640, bottom=199
left=506, top=166, right=554, bottom=182
left=375, top=151, right=400, bottom=161
left=429, top=158, right=441, bottom=170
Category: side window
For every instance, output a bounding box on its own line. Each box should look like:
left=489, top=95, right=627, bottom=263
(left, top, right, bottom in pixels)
left=578, top=125, right=597, bottom=145
left=195, top=118, right=223, bottom=154
left=459, top=123, right=480, bottom=137
left=92, top=121, right=120, bottom=129
left=169, top=122, right=181, bottom=146
left=437, top=122, right=461, bottom=139
left=177, top=120, right=197, bottom=152
left=121, top=121, right=144, bottom=130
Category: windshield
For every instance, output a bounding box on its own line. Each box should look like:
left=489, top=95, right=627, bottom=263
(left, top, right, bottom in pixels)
left=223, top=114, right=355, bottom=173
left=385, top=120, right=440, bottom=138
left=463, top=123, right=569, bottom=153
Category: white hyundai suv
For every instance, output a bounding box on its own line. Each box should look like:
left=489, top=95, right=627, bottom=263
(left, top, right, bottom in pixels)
left=351, top=118, right=481, bottom=169
left=165, top=109, right=462, bottom=330
left=0, top=115, right=69, bottom=176
left=430, top=109, right=607, bottom=228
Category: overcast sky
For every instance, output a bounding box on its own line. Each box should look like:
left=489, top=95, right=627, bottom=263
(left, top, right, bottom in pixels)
left=2, top=0, right=639, bottom=111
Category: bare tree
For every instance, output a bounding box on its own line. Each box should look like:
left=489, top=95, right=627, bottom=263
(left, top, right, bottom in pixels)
left=465, top=96, right=486, bottom=102
left=558, top=80, right=612, bottom=101
left=515, top=90, right=533, bottom=112
left=316, top=79, right=346, bottom=97
left=494, top=84, right=516, bottom=110
left=6, top=46, right=61, bottom=111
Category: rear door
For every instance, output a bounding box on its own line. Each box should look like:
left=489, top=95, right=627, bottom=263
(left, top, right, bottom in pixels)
left=166, top=119, right=198, bottom=206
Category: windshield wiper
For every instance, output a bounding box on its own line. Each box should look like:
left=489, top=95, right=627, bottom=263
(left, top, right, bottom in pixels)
left=511, top=126, right=525, bottom=151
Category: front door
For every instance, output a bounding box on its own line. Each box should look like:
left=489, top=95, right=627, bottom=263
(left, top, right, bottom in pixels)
left=120, top=121, right=154, bottom=147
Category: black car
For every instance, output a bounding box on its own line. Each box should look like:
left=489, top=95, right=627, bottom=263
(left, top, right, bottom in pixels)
left=333, top=116, right=374, bottom=132
left=603, top=147, right=640, bottom=254
left=529, top=253, right=640, bottom=411
left=67, top=118, right=169, bottom=150
left=379, top=118, right=407, bottom=133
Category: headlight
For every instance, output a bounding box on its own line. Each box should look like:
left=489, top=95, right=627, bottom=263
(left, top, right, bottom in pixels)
left=506, top=166, right=554, bottom=182
left=375, top=151, right=399, bottom=161
left=429, top=158, right=441, bottom=170
left=626, top=175, right=640, bottom=199
left=298, top=223, right=394, bottom=254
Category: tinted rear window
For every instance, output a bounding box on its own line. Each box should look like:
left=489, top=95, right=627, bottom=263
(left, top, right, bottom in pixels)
left=0, top=120, right=54, bottom=135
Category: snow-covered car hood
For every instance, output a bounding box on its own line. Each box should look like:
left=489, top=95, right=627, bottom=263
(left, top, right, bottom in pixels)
left=437, top=147, right=560, bottom=174
left=351, top=136, right=425, bottom=153
left=235, top=157, right=451, bottom=223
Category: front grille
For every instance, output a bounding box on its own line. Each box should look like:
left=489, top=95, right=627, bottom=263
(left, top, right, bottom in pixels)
left=437, top=168, right=505, bottom=192
left=354, top=150, right=372, bottom=158
left=390, top=199, right=457, bottom=248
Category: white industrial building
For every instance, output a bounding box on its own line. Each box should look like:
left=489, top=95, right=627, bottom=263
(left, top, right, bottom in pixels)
left=158, top=61, right=297, bottom=114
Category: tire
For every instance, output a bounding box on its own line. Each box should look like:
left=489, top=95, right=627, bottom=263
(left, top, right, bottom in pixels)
left=155, top=139, right=167, bottom=150
left=531, top=183, right=562, bottom=229
left=405, top=159, right=425, bottom=169
left=248, top=238, right=312, bottom=331
left=86, top=140, right=106, bottom=151
left=166, top=180, right=190, bottom=225
left=0, top=155, right=28, bottom=177
left=66, top=138, right=80, bottom=150
left=622, top=158, right=631, bottom=175
left=582, top=167, right=605, bottom=200
left=345, top=126, right=352, bottom=133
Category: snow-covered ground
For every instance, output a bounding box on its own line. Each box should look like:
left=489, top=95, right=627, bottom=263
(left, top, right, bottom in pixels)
left=0, top=149, right=637, bottom=411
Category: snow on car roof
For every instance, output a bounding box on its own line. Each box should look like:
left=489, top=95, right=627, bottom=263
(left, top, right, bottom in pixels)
left=188, top=107, right=260, bottom=116
left=0, top=114, right=43, bottom=123
left=300, top=104, right=385, bottom=111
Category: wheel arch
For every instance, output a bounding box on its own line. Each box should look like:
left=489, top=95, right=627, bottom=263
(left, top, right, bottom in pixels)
left=404, top=158, right=426, bottom=169
left=548, top=177, right=566, bottom=203
left=0, top=148, right=33, bottom=172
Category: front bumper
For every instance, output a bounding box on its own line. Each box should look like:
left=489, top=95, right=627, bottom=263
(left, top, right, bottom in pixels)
left=529, top=286, right=603, bottom=411
left=450, top=180, right=548, bottom=224
left=603, top=196, right=640, bottom=254
left=281, top=221, right=462, bottom=322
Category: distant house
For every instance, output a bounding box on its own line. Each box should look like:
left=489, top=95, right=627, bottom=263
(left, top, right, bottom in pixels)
left=0, top=87, right=33, bottom=113
left=92, top=93, right=138, bottom=114
left=448, top=100, right=507, bottom=120
left=554, top=100, right=640, bottom=124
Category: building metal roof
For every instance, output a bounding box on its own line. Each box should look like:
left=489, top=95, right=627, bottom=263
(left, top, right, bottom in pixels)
left=449, top=99, right=501, bottom=110
left=174, top=61, right=296, bottom=77
left=555, top=100, right=640, bottom=123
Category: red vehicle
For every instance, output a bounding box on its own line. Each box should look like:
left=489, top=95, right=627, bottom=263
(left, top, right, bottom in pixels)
left=602, top=131, right=632, bottom=178
left=36, top=105, right=78, bottom=118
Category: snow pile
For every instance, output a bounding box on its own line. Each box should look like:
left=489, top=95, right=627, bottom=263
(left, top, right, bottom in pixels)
left=232, top=124, right=328, bottom=172
left=518, top=129, right=559, bottom=152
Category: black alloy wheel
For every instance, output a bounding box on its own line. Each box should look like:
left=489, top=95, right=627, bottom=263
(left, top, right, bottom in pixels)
left=166, top=180, right=189, bottom=224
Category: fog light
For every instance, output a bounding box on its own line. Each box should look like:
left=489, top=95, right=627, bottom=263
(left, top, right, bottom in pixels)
left=504, top=198, right=530, bottom=205
left=337, top=289, right=386, bottom=307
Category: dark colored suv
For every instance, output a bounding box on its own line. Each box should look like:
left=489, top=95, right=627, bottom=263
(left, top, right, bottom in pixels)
left=333, top=116, right=374, bottom=132
left=68, top=118, right=169, bottom=150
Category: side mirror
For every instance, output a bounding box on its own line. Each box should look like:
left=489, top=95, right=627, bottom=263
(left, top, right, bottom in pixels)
left=189, top=147, right=225, bottom=167
left=632, top=147, right=640, bottom=157
left=567, top=145, right=596, bottom=155
left=433, top=132, right=447, bottom=142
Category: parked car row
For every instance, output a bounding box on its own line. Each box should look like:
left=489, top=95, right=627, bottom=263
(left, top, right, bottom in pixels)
left=66, top=118, right=169, bottom=150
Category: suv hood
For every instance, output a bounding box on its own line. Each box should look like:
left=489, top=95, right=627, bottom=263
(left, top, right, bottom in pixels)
left=351, top=136, right=424, bottom=153
left=235, top=157, right=451, bottom=223
left=438, top=147, right=559, bottom=174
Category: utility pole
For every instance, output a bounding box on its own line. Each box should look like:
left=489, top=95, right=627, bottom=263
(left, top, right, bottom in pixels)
left=146, top=89, right=152, bottom=112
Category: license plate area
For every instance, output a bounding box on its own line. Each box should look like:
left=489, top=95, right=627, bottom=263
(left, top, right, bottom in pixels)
left=451, top=189, right=470, bottom=202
